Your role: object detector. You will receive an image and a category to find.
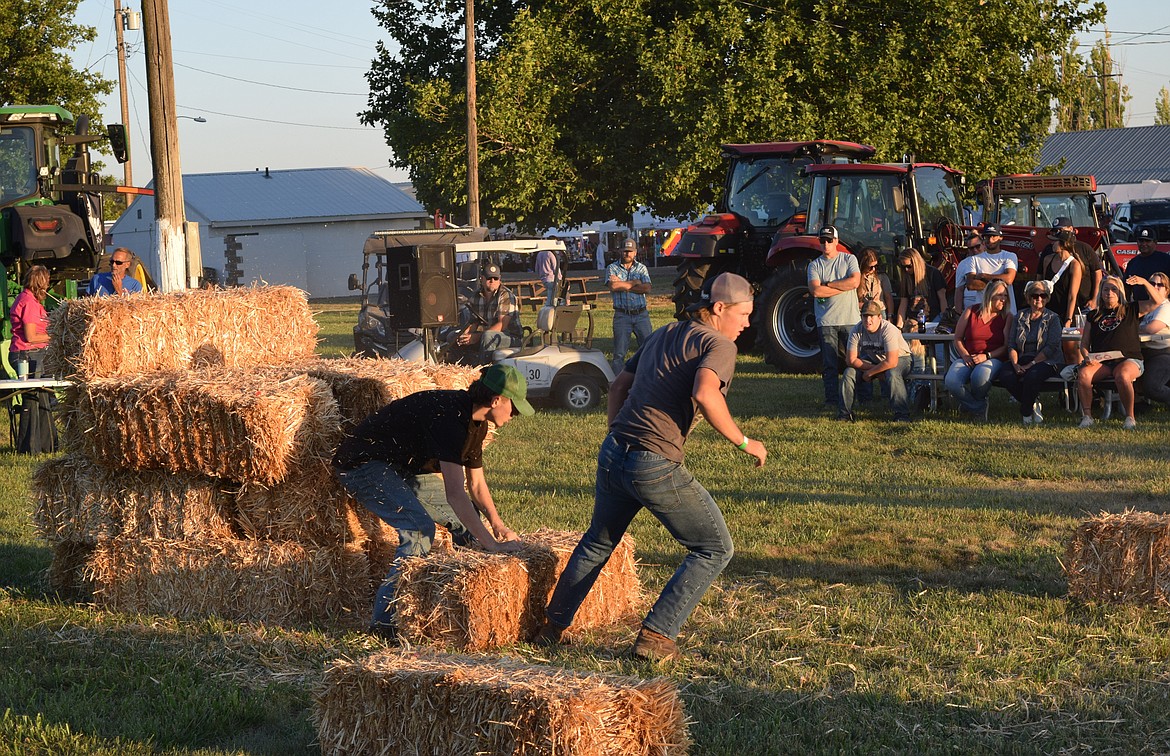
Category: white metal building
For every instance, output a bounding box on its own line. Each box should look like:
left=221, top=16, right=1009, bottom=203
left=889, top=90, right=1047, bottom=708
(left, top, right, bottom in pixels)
left=108, top=166, right=428, bottom=298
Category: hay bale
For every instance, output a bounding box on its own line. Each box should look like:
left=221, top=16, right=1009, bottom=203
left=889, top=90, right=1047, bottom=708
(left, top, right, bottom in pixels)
left=85, top=537, right=370, bottom=628
left=233, top=462, right=367, bottom=547
left=395, top=529, right=639, bottom=651
left=32, top=454, right=236, bottom=544
left=263, top=357, right=482, bottom=427
left=314, top=650, right=690, bottom=756
left=68, top=370, right=340, bottom=485
left=45, top=285, right=318, bottom=380
left=1066, top=510, right=1170, bottom=605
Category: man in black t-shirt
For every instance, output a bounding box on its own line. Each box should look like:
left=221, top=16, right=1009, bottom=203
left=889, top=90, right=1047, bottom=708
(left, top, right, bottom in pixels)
left=332, top=364, right=530, bottom=637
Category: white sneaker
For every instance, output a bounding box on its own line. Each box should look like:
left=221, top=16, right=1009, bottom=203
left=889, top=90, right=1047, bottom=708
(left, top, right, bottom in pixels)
left=1032, top=402, right=1043, bottom=424
left=1078, top=416, right=1095, bottom=429
left=1122, top=416, right=1137, bottom=430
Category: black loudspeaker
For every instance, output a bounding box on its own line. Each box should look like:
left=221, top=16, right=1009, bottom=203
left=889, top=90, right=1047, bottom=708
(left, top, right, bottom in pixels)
left=381, top=244, right=458, bottom=328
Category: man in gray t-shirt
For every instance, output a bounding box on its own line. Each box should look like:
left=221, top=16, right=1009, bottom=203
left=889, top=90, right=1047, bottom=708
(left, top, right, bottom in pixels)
left=840, top=300, right=913, bottom=421
left=807, top=225, right=861, bottom=409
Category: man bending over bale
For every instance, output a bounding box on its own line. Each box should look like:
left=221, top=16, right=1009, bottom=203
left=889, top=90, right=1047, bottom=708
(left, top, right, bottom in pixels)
left=535, top=273, right=768, bottom=662
left=332, top=364, right=529, bottom=639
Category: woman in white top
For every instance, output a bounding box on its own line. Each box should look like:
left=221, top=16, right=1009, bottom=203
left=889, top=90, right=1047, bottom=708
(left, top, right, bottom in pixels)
left=1130, top=270, right=1170, bottom=406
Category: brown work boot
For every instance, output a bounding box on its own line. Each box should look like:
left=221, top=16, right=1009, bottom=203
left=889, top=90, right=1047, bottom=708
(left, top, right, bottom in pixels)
left=630, top=626, right=681, bottom=663
left=531, top=620, right=567, bottom=647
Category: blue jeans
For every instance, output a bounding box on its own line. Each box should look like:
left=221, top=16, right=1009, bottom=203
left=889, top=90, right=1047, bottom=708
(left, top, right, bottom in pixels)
left=10, top=348, right=45, bottom=379
left=612, top=310, right=652, bottom=372
left=944, top=358, right=1003, bottom=413
left=840, top=354, right=912, bottom=419
left=818, top=324, right=853, bottom=406
left=334, top=462, right=474, bottom=627
left=544, top=434, right=734, bottom=638
left=480, top=329, right=519, bottom=352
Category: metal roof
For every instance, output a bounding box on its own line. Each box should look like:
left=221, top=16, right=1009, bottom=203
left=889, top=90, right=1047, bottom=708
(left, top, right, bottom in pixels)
left=123, top=166, right=425, bottom=227
left=1038, top=126, right=1170, bottom=186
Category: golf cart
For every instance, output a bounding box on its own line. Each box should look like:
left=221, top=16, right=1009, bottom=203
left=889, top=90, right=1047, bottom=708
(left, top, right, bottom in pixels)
left=349, top=229, right=615, bottom=411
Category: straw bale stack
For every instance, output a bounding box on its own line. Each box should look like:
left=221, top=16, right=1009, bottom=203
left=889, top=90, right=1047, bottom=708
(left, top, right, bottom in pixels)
left=69, top=370, right=340, bottom=485
left=233, top=462, right=366, bottom=546
left=85, top=537, right=370, bottom=628
left=32, top=454, right=236, bottom=545
left=314, top=650, right=690, bottom=756
left=262, top=357, right=482, bottom=427
left=1066, top=510, right=1170, bottom=605
left=45, top=285, right=318, bottom=380
left=395, top=530, right=639, bottom=650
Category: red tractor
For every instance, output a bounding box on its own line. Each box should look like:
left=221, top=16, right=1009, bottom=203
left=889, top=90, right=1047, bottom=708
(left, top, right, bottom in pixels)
left=976, top=173, right=1115, bottom=290
left=757, top=162, right=968, bottom=371
left=668, top=140, right=875, bottom=322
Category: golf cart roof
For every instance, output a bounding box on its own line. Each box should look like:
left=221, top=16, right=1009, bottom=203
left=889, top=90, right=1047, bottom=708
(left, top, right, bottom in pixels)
left=453, top=239, right=566, bottom=256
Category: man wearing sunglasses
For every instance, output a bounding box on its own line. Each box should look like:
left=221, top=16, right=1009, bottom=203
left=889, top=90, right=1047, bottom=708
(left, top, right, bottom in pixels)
left=91, top=248, right=143, bottom=296
left=457, top=262, right=522, bottom=352
left=954, top=225, right=1017, bottom=312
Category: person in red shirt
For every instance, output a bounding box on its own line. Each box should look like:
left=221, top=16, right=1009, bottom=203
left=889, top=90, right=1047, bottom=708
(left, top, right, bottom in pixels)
left=9, top=265, right=52, bottom=378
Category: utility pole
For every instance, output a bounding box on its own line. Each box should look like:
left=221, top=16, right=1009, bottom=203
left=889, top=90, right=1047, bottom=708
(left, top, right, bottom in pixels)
left=114, top=0, right=133, bottom=186
left=141, top=0, right=189, bottom=291
left=465, top=0, right=479, bottom=228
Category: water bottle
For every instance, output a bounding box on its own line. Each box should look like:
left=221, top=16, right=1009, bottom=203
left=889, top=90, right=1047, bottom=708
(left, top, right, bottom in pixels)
left=916, top=308, right=926, bottom=332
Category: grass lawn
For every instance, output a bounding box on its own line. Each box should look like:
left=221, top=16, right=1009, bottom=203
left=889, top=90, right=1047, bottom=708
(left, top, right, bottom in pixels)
left=2, top=277, right=1169, bottom=754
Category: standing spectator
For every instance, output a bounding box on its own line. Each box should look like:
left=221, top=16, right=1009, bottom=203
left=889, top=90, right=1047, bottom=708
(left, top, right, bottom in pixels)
left=534, top=273, right=767, bottom=662
left=1124, top=228, right=1170, bottom=304
left=595, top=237, right=608, bottom=270
left=945, top=279, right=1011, bottom=420
left=91, top=248, right=144, bottom=296
left=999, top=280, right=1064, bottom=425
left=536, top=241, right=561, bottom=306
left=332, top=364, right=529, bottom=638
left=8, top=264, right=52, bottom=378
left=894, top=248, right=948, bottom=329
left=1132, top=271, right=1170, bottom=407
left=1040, top=219, right=1102, bottom=309
left=1076, top=276, right=1144, bottom=429
left=457, top=263, right=522, bottom=352
left=607, top=239, right=653, bottom=373
left=808, top=226, right=861, bottom=410
left=955, top=225, right=1018, bottom=312
left=1039, top=233, right=1085, bottom=327
left=839, top=300, right=912, bottom=421
left=856, top=247, right=893, bottom=317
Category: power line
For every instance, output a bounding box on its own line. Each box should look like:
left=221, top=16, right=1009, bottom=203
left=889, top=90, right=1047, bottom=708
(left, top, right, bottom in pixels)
left=173, top=48, right=366, bottom=69
left=174, top=62, right=366, bottom=96
left=177, top=105, right=376, bottom=131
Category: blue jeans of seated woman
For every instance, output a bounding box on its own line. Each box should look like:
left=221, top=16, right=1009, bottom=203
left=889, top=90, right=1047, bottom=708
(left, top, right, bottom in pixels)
left=334, top=462, right=474, bottom=628
left=10, top=348, right=45, bottom=379
left=544, top=434, right=734, bottom=638
left=944, top=357, right=1003, bottom=413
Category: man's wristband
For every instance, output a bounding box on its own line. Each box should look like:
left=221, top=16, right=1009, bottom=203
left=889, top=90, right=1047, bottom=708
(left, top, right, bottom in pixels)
left=737, top=436, right=750, bottom=451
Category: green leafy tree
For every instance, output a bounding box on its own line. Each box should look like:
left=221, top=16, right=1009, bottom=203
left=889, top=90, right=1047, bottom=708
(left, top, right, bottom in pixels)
left=0, top=0, right=113, bottom=119
left=1156, top=87, right=1170, bottom=126
left=1055, top=35, right=1130, bottom=131
left=364, top=0, right=1104, bottom=232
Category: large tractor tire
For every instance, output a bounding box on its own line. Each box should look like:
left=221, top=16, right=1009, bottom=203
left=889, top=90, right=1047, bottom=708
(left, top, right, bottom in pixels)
left=757, top=266, right=821, bottom=373
left=671, top=258, right=717, bottom=320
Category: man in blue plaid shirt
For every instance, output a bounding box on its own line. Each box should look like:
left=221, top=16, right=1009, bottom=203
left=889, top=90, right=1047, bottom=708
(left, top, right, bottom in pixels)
left=607, top=239, right=653, bottom=373
left=457, top=262, right=522, bottom=352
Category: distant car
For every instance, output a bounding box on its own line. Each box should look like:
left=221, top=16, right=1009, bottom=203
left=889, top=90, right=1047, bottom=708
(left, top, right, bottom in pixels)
left=1109, top=198, right=1170, bottom=242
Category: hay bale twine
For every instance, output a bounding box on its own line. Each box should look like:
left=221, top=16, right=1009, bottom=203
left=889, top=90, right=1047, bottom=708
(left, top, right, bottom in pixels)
left=1066, top=510, right=1170, bottom=605
left=314, top=650, right=690, bottom=756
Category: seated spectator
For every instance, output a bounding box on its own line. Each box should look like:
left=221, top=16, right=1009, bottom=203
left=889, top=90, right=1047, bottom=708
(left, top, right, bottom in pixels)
left=1132, top=271, right=1170, bottom=408
left=856, top=247, right=893, bottom=318
left=894, top=248, right=948, bottom=330
left=1076, top=276, right=1143, bottom=429
left=457, top=263, right=523, bottom=353
left=839, top=300, right=912, bottom=422
left=944, top=279, right=1011, bottom=421
left=998, top=281, right=1064, bottom=425
left=91, top=248, right=144, bottom=296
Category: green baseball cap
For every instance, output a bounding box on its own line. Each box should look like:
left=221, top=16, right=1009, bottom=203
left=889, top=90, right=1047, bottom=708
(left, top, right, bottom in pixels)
left=479, top=364, right=535, bottom=416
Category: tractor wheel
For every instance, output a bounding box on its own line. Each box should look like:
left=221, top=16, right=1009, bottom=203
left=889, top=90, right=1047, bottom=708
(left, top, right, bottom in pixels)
left=553, top=373, right=602, bottom=412
left=671, top=259, right=714, bottom=320
left=757, top=266, right=821, bottom=373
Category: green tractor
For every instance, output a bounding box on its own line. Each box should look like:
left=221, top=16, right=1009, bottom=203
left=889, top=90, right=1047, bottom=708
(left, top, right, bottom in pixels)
left=0, top=104, right=143, bottom=350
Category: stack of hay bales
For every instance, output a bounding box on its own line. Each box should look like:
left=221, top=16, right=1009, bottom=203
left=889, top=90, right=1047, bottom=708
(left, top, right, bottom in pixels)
left=32, top=286, right=478, bottom=628
left=1066, top=510, right=1170, bottom=605
left=315, top=650, right=690, bottom=755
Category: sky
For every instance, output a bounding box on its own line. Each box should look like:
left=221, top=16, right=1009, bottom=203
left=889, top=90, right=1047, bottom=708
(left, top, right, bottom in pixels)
left=69, top=0, right=1169, bottom=188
